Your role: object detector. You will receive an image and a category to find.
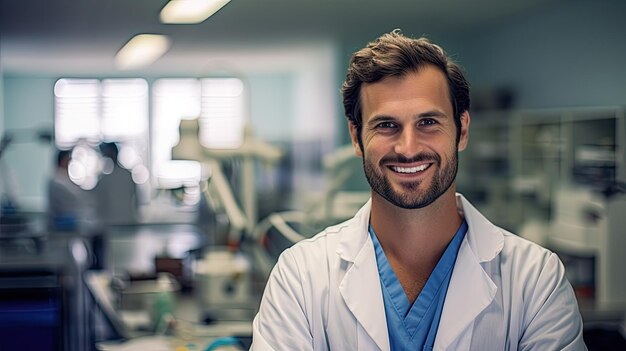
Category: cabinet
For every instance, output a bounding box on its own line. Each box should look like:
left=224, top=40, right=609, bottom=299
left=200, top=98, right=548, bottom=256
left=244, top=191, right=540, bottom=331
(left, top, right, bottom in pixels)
left=510, top=107, right=623, bottom=237
left=513, top=107, right=623, bottom=190
left=524, top=107, right=626, bottom=308
left=461, top=106, right=625, bottom=307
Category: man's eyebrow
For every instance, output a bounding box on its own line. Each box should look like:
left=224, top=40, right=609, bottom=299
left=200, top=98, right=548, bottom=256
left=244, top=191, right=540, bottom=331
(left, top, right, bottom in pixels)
left=417, top=110, right=448, bottom=118
left=367, top=115, right=396, bottom=126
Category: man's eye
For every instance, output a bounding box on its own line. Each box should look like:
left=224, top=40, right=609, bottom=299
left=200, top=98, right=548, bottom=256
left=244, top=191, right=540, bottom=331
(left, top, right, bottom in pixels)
left=377, top=122, right=396, bottom=129
left=419, top=119, right=437, bottom=126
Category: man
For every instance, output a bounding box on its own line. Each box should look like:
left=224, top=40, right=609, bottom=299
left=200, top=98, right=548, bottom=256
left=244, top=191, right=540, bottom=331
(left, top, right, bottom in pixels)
left=252, top=30, right=586, bottom=350
left=94, top=142, right=138, bottom=225
left=48, top=149, right=94, bottom=231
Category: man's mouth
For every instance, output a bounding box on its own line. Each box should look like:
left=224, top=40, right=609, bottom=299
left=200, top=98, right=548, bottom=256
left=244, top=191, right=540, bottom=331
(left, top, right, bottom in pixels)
left=390, top=163, right=431, bottom=174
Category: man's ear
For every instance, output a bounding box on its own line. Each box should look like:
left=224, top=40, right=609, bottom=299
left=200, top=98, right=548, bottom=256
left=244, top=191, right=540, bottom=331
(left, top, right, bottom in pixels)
left=458, top=111, right=470, bottom=152
left=348, top=122, right=363, bottom=157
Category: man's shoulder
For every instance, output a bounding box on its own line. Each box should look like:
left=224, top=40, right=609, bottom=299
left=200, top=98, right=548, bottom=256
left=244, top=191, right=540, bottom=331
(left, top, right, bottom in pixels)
left=500, top=228, right=553, bottom=256
left=493, top=227, right=560, bottom=277
left=285, top=216, right=355, bottom=257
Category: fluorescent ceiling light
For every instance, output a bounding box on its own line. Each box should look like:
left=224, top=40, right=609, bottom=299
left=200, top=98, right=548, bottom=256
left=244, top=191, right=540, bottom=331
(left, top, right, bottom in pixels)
left=115, top=34, right=170, bottom=70
left=160, top=0, right=231, bottom=24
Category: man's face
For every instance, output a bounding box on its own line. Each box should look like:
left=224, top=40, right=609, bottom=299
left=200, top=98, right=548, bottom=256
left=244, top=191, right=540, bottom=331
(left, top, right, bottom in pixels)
left=349, top=65, right=470, bottom=209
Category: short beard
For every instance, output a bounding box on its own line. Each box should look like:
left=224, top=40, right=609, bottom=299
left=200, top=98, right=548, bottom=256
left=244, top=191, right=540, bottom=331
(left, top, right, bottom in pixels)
left=363, top=149, right=458, bottom=209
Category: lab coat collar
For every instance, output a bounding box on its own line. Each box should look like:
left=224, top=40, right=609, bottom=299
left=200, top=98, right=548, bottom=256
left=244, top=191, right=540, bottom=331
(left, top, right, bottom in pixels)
left=334, top=198, right=372, bottom=263
left=455, top=193, right=504, bottom=262
left=335, top=194, right=504, bottom=263
left=335, top=193, right=504, bottom=350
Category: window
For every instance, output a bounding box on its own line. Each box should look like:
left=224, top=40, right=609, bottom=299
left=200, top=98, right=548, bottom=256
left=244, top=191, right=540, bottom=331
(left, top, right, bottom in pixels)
left=54, top=77, right=246, bottom=190
left=101, top=79, right=148, bottom=141
left=199, top=77, right=245, bottom=149
left=151, top=77, right=246, bottom=188
left=54, top=79, right=100, bottom=148
left=53, top=78, right=149, bottom=189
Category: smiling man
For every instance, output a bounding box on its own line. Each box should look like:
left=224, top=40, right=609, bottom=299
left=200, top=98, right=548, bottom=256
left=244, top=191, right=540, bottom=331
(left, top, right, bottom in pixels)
left=251, top=30, right=586, bottom=350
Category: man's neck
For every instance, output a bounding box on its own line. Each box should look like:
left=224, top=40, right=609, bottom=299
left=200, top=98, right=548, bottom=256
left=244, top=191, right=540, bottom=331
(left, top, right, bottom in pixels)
left=369, top=188, right=463, bottom=285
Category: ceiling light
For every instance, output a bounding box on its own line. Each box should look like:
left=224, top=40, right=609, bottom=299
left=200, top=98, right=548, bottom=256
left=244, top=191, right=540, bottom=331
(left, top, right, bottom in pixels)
left=160, top=0, right=231, bottom=24
left=115, top=34, right=170, bottom=70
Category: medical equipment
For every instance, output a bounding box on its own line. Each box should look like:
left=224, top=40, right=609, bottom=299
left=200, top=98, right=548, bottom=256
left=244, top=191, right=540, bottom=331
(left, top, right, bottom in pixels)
left=549, top=186, right=626, bottom=308
left=248, top=211, right=308, bottom=280
left=195, top=250, right=253, bottom=322
left=313, top=143, right=370, bottom=228
left=112, top=273, right=179, bottom=330
left=172, top=119, right=282, bottom=245
left=172, top=118, right=281, bottom=321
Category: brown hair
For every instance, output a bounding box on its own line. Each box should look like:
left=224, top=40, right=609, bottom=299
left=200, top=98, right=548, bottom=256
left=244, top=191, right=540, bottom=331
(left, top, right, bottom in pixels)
left=341, top=30, right=470, bottom=148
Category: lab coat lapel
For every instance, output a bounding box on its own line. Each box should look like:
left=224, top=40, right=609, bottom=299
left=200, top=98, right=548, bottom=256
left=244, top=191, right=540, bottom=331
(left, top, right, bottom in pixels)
left=434, top=195, right=503, bottom=349
left=434, top=239, right=497, bottom=349
left=336, top=200, right=390, bottom=351
left=339, top=241, right=389, bottom=351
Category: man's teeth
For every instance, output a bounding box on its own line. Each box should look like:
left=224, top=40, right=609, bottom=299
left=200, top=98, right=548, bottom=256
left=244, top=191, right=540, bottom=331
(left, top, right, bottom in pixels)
left=392, top=164, right=429, bottom=173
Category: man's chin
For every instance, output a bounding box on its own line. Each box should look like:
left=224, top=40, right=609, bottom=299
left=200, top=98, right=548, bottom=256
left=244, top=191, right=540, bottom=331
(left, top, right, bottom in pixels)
left=380, top=191, right=436, bottom=210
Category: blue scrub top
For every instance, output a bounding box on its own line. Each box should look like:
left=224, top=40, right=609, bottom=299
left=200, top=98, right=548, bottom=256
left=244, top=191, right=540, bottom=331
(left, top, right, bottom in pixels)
left=369, top=221, right=467, bottom=351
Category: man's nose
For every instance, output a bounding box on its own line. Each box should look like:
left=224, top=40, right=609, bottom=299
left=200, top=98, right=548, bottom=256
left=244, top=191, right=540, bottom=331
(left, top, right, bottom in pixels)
left=394, top=128, right=422, bottom=158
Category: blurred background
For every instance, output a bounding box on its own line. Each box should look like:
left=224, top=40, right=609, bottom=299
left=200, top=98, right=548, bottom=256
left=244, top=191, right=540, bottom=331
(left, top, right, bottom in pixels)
left=1, top=0, right=625, bottom=350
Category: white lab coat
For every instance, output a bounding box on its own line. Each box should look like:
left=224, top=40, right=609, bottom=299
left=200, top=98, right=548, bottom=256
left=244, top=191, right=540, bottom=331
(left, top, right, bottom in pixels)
left=251, top=194, right=586, bottom=351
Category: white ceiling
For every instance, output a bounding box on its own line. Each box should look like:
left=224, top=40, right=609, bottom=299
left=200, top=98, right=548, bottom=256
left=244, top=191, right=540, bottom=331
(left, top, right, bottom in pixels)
left=0, top=0, right=562, bottom=76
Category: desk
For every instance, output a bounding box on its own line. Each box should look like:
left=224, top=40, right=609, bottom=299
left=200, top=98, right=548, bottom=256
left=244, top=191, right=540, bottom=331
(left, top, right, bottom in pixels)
left=86, top=271, right=252, bottom=351
left=87, top=224, right=254, bottom=349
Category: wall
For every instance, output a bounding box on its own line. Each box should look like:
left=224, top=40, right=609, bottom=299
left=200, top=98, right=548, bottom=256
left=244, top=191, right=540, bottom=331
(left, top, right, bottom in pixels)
left=0, top=61, right=4, bottom=205
left=0, top=61, right=3, bottom=135
left=452, top=0, right=626, bottom=109
left=331, top=0, right=626, bottom=125
left=2, top=77, right=55, bottom=211
left=248, top=73, right=293, bottom=143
